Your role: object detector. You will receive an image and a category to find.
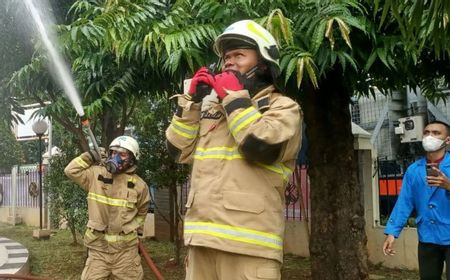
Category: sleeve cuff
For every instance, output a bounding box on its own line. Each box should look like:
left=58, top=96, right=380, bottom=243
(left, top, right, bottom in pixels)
left=222, top=90, right=252, bottom=115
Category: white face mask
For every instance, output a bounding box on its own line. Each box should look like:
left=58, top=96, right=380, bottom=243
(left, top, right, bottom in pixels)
left=422, top=135, right=446, bottom=152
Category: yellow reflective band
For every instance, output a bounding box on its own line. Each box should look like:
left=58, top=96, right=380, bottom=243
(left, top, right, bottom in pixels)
left=185, top=221, right=282, bottom=250
left=247, top=22, right=270, bottom=43
left=104, top=232, right=137, bottom=243
left=85, top=229, right=96, bottom=240
left=194, top=146, right=244, bottom=160
left=170, top=118, right=199, bottom=139
left=75, top=157, right=89, bottom=168
left=87, top=192, right=135, bottom=208
left=172, top=118, right=199, bottom=131
left=128, top=177, right=137, bottom=183
left=229, top=107, right=254, bottom=129
left=280, top=163, right=293, bottom=179
left=232, top=113, right=261, bottom=136
left=134, top=216, right=145, bottom=226
left=256, top=162, right=292, bottom=181
left=193, top=146, right=291, bottom=180
left=228, top=107, right=261, bottom=137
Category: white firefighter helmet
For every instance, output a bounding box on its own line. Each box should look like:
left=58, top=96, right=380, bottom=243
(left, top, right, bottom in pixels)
left=109, top=136, right=140, bottom=160
left=213, top=19, right=280, bottom=78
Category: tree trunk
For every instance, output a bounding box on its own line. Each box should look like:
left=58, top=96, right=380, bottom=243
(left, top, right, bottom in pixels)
left=303, top=66, right=369, bottom=280
left=69, top=222, right=78, bottom=245
left=169, top=184, right=181, bottom=264
left=171, top=184, right=181, bottom=265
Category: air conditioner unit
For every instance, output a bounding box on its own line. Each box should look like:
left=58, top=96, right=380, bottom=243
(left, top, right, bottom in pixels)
left=395, top=116, right=425, bottom=143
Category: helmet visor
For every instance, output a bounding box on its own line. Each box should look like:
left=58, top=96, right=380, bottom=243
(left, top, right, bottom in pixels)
left=216, top=36, right=257, bottom=56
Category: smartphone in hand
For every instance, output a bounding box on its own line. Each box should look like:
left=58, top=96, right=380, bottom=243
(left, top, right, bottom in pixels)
left=426, top=164, right=440, bottom=177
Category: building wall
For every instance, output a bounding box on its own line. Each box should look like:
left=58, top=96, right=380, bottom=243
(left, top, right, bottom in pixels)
left=0, top=207, right=43, bottom=227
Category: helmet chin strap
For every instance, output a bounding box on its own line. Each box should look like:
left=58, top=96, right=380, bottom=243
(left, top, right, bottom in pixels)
left=241, top=63, right=272, bottom=96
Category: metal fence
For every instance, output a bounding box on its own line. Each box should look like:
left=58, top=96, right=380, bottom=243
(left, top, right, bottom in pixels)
left=0, top=165, right=43, bottom=209
left=285, top=165, right=309, bottom=221
left=2, top=163, right=310, bottom=222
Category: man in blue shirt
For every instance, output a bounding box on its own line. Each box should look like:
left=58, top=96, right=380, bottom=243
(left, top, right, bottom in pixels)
left=383, top=120, right=450, bottom=279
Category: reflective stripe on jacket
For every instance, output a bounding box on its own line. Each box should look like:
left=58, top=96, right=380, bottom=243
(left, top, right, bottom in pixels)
left=64, top=152, right=150, bottom=253
left=166, top=85, right=302, bottom=262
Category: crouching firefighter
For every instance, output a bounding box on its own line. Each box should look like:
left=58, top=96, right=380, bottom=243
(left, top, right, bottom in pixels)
left=65, top=135, right=150, bottom=280
left=166, top=19, right=302, bottom=280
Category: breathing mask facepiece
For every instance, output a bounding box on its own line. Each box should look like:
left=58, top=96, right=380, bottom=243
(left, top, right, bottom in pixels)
left=105, top=150, right=134, bottom=174
left=422, top=135, right=447, bottom=152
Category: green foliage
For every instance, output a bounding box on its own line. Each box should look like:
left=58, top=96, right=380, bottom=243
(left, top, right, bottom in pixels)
left=0, top=1, right=34, bottom=124
left=0, top=122, right=24, bottom=171
left=376, top=0, right=450, bottom=58
left=131, top=94, right=189, bottom=188
left=45, top=142, right=87, bottom=242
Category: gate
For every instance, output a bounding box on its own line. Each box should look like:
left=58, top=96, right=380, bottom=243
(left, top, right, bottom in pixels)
left=0, top=165, right=45, bottom=218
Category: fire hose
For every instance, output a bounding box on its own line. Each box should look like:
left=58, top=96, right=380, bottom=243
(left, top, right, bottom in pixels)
left=0, top=241, right=164, bottom=280
left=139, top=240, right=165, bottom=280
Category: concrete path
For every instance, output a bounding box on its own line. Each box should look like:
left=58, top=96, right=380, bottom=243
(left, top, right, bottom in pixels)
left=0, top=237, right=29, bottom=275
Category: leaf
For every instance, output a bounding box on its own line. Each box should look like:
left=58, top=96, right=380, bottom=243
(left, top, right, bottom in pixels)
left=335, top=17, right=352, bottom=49
left=311, top=20, right=327, bottom=54
left=304, top=57, right=318, bottom=89
left=285, top=57, right=297, bottom=85
left=296, top=57, right=305, bottom=88
left=325, top=18, right=335, bottom=50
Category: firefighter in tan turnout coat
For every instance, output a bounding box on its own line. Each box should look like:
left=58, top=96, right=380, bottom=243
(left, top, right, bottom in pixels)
left=65, top=135, right=150, bottom=280
left=166, top=20, right=302, bottom=280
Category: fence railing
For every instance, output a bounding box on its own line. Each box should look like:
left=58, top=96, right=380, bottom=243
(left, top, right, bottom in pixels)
left=2, top=163, right=310, bottom=222
left=0, top=165, right=43, bottom=209
left=285, top=165, right=309, bottom=221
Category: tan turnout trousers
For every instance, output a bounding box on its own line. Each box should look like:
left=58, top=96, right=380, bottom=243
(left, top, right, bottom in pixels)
left=81, top=247, right=143, bottom=280
left=185, top=246, right=281, bottom=280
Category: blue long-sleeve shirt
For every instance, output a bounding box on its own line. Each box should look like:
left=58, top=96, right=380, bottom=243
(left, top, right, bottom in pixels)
left=384, top=152, right=450, bottom=245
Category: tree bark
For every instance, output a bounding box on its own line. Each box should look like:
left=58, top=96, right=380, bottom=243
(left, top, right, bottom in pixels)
left=69, top=222, right=78, bottom=245
left=303, top=66, right=369, bottom=280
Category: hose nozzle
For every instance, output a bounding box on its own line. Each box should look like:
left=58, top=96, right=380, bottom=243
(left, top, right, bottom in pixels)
left=79, top=114, right=101, bottom=156
left=80, top=115, right=90, bottom=127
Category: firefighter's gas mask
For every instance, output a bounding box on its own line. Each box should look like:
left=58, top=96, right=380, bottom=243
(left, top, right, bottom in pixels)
left=105, top=149, right=134, bottom=174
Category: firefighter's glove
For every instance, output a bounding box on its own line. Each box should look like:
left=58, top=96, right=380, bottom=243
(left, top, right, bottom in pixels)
left=209, top=71, right=244, bottom=100
left=188, top=67, right=214, bottom=103
left=89, top=147, right=107, bottom=163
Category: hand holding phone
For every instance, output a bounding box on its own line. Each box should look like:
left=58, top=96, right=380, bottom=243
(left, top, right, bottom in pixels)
left=426, top=164, right=440, bottom=177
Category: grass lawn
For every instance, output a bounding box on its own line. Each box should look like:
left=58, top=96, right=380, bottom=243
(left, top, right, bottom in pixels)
left=0, top=223, right=420, bottom=279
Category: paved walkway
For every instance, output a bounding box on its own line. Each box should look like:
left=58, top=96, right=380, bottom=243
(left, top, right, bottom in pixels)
left=0, top=237, right=29, bottom=275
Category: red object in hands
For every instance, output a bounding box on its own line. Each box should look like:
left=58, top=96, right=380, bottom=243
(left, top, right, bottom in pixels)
left=210, top=71, right=244, bottom=100
left=188, top=67, right=215, bottom=102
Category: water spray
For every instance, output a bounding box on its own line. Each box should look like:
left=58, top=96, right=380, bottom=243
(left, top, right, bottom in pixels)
left=24, top=0, right=100, bottom=155
left=24, top=0, right=84, bottom=117
left=21, top=3, right=166, bottom=279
